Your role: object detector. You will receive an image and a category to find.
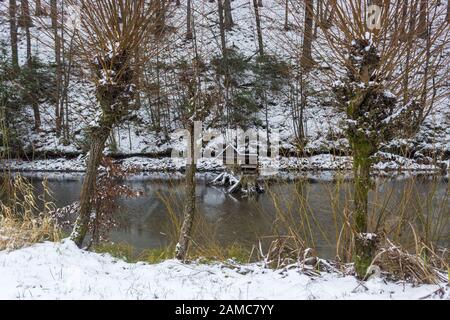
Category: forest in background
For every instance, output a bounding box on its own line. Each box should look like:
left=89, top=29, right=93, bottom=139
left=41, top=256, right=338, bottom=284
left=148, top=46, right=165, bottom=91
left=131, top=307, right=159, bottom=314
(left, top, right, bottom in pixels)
left=0, top=0, right=449, bottom=292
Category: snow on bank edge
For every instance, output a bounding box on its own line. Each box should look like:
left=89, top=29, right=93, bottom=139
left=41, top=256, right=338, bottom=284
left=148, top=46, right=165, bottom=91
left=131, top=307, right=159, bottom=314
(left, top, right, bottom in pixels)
left=0, top=240, right=447, bottom=300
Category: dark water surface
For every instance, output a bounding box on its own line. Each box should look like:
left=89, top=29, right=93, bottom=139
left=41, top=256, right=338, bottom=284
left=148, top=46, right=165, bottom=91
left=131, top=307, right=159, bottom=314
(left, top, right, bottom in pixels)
left=25, top=173, right=449, bottom=259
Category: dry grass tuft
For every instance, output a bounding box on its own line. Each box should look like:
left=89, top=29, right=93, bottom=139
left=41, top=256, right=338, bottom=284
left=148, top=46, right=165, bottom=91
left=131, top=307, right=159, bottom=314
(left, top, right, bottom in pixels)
left=374, top=239, right=449, bottom=285
left=0, top=175, right=60, bottom=251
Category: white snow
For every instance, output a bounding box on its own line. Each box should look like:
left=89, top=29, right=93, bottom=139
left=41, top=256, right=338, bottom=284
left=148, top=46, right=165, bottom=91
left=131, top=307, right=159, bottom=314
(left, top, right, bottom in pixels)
left=0, top=240, right=447, bottom=300
left=0, top=0, right=448, bottom=161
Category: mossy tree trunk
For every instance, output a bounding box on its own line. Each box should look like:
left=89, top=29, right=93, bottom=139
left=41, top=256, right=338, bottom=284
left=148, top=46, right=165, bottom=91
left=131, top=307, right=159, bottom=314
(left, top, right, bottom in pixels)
left=351, top=133, right=377, bottom=278
left=352, top=135, right=373, bottom=234
left=347, top=90, right=378, bottom=279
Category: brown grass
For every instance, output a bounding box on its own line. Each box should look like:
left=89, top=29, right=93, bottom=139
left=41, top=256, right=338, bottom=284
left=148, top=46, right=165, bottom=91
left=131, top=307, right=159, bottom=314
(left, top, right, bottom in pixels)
left=0, top=175, right=60, bottom=251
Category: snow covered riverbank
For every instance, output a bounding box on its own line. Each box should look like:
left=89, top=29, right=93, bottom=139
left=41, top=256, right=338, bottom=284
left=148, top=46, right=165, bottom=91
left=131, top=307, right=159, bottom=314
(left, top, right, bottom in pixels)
left=1, top=153, right=444, bottom=174
left=0, top=240, right=448, bottom=300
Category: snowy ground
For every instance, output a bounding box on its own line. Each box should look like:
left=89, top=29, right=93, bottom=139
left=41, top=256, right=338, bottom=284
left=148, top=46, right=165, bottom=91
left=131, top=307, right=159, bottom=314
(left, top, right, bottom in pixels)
left=0, top=1, right=448, bottom=160
left=0, top=240, right=448, bottom=300
left=1, top=153, right=444, bottom=174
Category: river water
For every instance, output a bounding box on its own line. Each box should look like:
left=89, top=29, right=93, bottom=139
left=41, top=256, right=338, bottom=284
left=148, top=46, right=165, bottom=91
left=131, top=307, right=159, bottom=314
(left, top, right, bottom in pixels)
left=24, top=173, right=449, bottom=259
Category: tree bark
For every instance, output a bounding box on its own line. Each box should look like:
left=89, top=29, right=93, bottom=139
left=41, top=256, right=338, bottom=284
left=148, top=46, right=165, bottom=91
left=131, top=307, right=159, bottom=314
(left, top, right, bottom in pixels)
left=447, top=0, right=450, bottom=23
left=346, top=88, right=378, bottom=279
left=175, top=122, right=197, bottom=261
left=284, top=0, right=289, bottom=31
left=35, top=0, right=43, bottom=16
left=402, top=1, right=418, bottom=103
left=70, top=126, right=111, bottom=248
left=51, top=0, right=62, bottom=136
left=417, top=0, right=428, bottom=39
left=253, top=0, right=264, bottom=56
left=399, top=0, right=409, bottom=42
left=20, top=0, right=32, bottom=64
left=301, top=0, right=314, bottom=71
left=218, top=0, right=231, bottom=121
left=9, top=0, right=19, bottom=73
left=186, top=0, right=193, bottom=39
left=352, top=134, right=377, bottom=279
left=21, top=0, right=41, bottom=130
left=154, top=0, right=166, bottom=37
left=223, top=0, right=234, bottom=30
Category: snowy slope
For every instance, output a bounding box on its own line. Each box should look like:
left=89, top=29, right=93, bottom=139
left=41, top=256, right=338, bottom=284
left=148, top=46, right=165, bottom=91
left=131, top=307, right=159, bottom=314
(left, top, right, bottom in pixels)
left=0, top=240, right=448, bottom=300
left=0, top=0, right=448, bottom=160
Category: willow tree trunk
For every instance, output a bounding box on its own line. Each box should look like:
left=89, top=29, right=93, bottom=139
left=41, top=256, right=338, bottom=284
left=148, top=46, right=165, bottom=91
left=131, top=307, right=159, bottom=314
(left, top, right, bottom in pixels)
left=352, top=134, right=377, bottom=279
left=223, top=0, right=234, bottom=30
left=175, top=123, right=197, bottom=261
left=353, top=147, right=371, bottom=234
left=253, top=0, right=264, bottom=56
left=70, top=127, right=111, bottom=248
left=301, top=0, right=314, bottom=70
left=9, top=0, right=19, bottom=72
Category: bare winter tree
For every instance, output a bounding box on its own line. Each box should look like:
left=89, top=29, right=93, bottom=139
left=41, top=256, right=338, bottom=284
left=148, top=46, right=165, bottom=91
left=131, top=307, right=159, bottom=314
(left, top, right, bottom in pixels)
left=223, top=0, right=234, bottom=30
left=68, top=0, right=166, bottom=248
left=50, top=0, right=63, bottom=136
left=284, top=0, right=290, bottom=30
left=301, top=0, right=314, bottom=70
left=186, top=0, right=193, bottom=39
left=253, top=0, right=264, bottom=56
left=320, top=0, right=449, bottom=278
left=9, top=0, right=19, bottom=72
left=175, top=12, right=218, bottom=261
left=35, top=0, right=43, bottom=16
left=20, top=0, right=41, bottom=130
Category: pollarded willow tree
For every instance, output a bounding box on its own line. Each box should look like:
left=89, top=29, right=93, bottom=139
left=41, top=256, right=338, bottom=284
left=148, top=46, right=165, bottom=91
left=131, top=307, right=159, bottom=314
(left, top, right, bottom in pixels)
left=319, top=0, right=449, bottom=278
left=67, top=0, right=167, bottom=248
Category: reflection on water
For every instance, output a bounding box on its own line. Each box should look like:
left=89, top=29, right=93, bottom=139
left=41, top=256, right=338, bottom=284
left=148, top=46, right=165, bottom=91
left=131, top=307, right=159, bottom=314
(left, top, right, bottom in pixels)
left=26, top=174, right=449, bottom=259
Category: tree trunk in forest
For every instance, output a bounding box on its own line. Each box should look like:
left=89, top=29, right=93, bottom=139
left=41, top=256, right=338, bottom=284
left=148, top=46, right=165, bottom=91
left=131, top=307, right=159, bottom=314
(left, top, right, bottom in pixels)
left=186, top=0, right=193, bottom=39
left=253, top=0, right=264, bottom=56
left=9, top=0, right=19, bottom=73
left=223, top=0, right=234, bottom=30
left=399, top=0, right=409, bottom=42
left=346, top=88, right=378, bottom=279
left=317, top=0, right=334, bottom=30
left=447, top=0, right=450, bottom=23
left=20, top=0, right=32, bottom=64
left=352, top=132, right=377, bottom=279
left=353, top=147, right=371, bottom=235
left=402, top=1, right=418, bottom=103
left=301, top=0, right=314, bottom=71
left=21, top=0, right=41, bottom=130
left=35, top=0, right=43, bottom=16
left=175, top=122, right=197, bottom=261
left=154, top=0, right=166, bottom=36
left=218, top=0, right=227, bottom=53
left=284, top=0, right=289, bottom=30
left=70, top=126, right=111, bottom=248
left=218, top=0, right=231, bottom=123
left=417, top=0, right=428, bottom=39
left=51, top=0, right=62, bottom=136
